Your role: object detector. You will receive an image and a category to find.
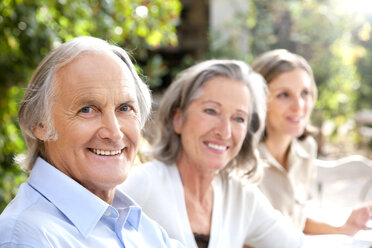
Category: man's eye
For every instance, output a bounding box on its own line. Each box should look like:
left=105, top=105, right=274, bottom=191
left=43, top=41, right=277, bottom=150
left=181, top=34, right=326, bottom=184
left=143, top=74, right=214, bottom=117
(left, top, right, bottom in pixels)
left=80, top=107, right=92, bottom=113
left=120, top=105, right=131, bottom=112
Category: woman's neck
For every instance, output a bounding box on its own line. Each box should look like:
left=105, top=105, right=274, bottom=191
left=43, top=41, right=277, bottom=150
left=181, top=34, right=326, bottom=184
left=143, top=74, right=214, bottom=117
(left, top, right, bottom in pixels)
left=176, top=154, right=214, bottom=235
left=177, top=156, right=214, bottom=202
left=264, top=132, right=293, bottom=170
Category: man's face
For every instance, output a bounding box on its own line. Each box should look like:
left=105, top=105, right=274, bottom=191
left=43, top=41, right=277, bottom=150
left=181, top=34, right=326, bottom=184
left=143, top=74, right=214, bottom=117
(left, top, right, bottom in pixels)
left=35, top=51, right=141, bottom=195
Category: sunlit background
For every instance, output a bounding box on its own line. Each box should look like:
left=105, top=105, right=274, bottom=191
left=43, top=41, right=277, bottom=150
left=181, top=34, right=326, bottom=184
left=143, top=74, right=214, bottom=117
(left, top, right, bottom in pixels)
left=0, top=2, right=371, bottom=235
left=343, top=0, right=372, bottom=14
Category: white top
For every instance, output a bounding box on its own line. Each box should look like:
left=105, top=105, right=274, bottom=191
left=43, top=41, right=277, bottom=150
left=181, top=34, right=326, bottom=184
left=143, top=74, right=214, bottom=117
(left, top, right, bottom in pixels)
left=118, top=160, right=304, bottom=248
left=258, top=137, right=318, bottom=230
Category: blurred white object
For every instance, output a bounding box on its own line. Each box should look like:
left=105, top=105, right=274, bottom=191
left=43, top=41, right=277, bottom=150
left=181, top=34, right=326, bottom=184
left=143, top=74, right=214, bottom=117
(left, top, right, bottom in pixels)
left=304, top=234, right=372, bottom=248
left=315, top=155, right=372, bottom=206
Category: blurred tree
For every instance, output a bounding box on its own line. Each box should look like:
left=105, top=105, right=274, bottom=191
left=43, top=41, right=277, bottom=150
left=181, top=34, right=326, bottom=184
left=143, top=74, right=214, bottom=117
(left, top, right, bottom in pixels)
left=355, top=17, right=372, bottom=110
left=0, top=0, right=181, bottom=211
left=210, top=0, right=367, bottom=153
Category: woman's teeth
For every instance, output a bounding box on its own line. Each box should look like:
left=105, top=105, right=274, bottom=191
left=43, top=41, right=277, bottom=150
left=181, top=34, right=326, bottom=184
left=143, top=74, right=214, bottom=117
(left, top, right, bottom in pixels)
left=207, top=143, right=227, bottom=151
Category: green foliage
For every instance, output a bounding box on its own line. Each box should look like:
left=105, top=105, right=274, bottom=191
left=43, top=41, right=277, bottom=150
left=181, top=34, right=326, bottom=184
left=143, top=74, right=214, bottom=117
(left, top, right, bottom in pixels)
left=288, top=0, right=362, bottom=124
left=0, top=86, right=28, bottom=211
left=355, top=18, right=372, bottom=110
left=0, top=0, right=181, bottom=212
left=210, top=0, right=367, bottom=148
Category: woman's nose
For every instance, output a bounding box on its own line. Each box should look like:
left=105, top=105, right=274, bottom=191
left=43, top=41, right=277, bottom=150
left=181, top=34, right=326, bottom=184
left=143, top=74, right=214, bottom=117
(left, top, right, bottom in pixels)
left=291, top=96, right=305, bottom=111
left=215, top=116, right=231, bottom=139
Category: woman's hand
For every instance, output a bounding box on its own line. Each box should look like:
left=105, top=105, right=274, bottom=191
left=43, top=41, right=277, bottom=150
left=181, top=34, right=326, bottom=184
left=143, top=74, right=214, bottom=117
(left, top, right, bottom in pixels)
left=341, top=204, right=372, bottom=236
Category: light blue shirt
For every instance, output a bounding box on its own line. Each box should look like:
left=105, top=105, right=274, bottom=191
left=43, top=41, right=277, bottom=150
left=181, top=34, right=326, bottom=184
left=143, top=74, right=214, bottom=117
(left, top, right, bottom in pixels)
left=0, top=157, right=182, bottom=248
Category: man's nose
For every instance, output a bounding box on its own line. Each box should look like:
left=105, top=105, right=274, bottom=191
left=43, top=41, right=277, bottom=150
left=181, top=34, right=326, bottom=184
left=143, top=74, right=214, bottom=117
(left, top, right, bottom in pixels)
left=98, top=112, right=124, bottom=141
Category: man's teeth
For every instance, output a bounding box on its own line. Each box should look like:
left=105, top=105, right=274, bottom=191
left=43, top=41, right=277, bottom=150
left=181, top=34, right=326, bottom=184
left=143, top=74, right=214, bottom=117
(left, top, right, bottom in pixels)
left=207, top=143, right=227, bottom=151
left=91, top=149, right=121, bottom=156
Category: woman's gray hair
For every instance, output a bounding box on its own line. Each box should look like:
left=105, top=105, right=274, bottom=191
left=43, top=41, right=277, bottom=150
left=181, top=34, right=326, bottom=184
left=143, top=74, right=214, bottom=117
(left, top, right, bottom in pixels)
left=252, top=49, right=318, bottom=140
left=18, top=36, right=152, bottom=171
left=152, top=59, right=267, bottom=180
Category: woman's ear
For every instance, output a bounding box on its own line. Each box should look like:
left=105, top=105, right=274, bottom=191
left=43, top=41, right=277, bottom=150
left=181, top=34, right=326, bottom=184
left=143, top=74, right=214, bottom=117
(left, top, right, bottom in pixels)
left=172, top=109, right=183, bottom=134
left=33, top=123, right=47, bottom=141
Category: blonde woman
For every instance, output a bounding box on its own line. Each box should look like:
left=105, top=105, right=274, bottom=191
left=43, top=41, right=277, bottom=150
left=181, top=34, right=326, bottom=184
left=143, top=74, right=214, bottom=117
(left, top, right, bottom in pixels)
left=253, top=49, right=372, bottom=235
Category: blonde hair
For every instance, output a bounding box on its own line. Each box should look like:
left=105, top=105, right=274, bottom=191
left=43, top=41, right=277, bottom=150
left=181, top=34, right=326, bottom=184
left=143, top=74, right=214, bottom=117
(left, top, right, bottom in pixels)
left=252, top=49, right=318, bottom=139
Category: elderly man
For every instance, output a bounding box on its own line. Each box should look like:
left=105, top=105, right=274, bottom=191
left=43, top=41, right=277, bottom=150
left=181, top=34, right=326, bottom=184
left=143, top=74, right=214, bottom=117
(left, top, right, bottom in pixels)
left=0, top=37, right=182, bottom=247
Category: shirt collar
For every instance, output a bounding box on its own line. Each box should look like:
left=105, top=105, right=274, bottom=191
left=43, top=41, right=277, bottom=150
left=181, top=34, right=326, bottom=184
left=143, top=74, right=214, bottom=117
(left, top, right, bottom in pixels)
left=259, top=139, right=312, bottom=171
left=28, top=157, right=141, bottom=237
left=112, top=190, right=142, bottom=231
left=290, top=138, right=312, bottom=159
left=258, top=143, right=283, bottom=171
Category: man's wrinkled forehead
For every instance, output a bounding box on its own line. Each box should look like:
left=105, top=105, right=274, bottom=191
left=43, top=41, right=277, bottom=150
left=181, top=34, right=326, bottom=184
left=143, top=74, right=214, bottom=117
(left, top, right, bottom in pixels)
left=53, top=51, right=138, bottom=102
left=57, top=51, right=132, bottom=77
left=57, top=52, right=135, bottom=87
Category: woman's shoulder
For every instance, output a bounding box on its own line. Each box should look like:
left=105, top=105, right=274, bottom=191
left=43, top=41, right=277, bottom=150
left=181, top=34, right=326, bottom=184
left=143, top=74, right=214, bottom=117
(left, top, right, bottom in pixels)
left=130, top=160, right=174, bottom=176
left=216, top=174, right=262, bottom=200
left=302, top=135, right=317, bottom=147
left=295, top=135, right=318, bottom=156
left=124, top=160, right=180, bottom=190
left=119, top=160, right=178, bottom=207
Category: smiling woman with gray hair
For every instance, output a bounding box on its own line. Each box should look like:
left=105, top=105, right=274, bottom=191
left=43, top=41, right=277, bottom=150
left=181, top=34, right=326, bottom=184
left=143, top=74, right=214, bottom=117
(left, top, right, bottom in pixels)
left=119, top=59, right=304, bottom=248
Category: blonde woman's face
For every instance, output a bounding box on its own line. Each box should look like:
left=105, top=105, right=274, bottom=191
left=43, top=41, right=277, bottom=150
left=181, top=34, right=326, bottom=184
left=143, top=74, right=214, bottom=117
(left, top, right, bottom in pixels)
left=266, top=68, right=314, bottom=139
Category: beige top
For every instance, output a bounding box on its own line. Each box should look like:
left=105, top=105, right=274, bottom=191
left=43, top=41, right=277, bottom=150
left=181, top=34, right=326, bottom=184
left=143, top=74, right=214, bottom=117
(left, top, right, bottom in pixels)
left=258, top=136, right=318, bottom=231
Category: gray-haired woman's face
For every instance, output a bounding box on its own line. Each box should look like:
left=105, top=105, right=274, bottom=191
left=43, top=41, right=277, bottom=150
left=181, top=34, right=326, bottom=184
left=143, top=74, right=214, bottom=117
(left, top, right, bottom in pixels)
left=172, top=76, right=251, bottom=172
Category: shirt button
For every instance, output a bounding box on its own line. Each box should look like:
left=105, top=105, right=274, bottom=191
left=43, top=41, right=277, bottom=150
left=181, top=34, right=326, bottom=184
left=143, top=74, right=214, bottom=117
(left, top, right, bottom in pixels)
left=104, top=210, right=111, bottom=216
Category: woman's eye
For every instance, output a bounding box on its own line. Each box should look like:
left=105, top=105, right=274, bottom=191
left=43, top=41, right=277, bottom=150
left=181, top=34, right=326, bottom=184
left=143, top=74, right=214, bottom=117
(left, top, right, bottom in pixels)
left=204, top=108, right=217, bottom=115
left=120, top=105, right=132, bottom=112
left=235, top=117, right=245, bottom=123
left=80, top=106, right=92, bottom=114
left=277, top=92, right=288, bottom=98
left=302, top=90, right=311, bottom=97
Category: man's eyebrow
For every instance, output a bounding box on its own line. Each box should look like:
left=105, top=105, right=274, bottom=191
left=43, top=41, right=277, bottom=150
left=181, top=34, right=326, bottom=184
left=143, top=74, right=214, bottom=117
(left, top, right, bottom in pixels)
left=71, top=98, right=100, bottom=107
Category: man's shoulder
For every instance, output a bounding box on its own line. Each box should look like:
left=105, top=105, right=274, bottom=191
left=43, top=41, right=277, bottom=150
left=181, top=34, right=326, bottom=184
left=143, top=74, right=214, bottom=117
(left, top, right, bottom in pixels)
left=0, top=183, right=70, bottom=246
left=0, top=182, right=43, bottom=222
left=0, top=210, right=60, bottom=246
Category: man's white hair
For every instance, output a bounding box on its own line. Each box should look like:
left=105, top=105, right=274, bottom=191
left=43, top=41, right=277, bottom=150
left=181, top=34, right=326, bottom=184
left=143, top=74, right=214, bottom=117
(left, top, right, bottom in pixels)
left=18, top=36, right=152, bottom=171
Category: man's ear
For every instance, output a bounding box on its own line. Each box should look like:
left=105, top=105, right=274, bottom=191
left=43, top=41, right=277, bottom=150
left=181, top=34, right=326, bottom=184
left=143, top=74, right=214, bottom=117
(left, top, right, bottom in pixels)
left=172, top=109, right=183, bottom=134
left=33, top=123, right=47, bottom=141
